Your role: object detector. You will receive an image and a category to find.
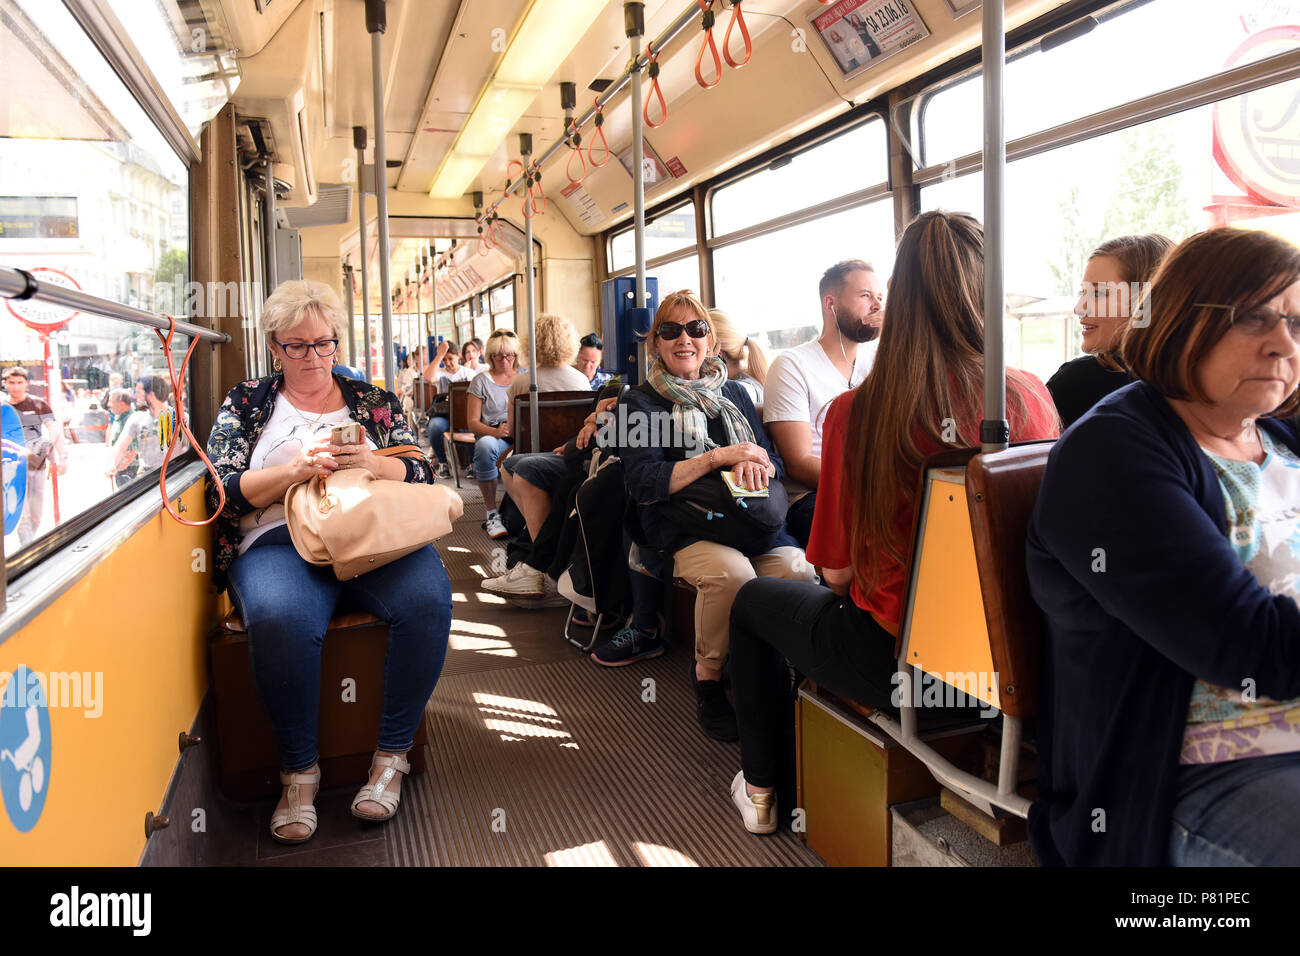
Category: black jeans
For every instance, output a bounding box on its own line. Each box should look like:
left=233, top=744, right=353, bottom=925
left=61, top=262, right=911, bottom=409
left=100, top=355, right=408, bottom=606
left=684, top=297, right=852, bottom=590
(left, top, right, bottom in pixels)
left=729, top=577, right=900, bottom=806
left=785, top=491, right=817, bottom=551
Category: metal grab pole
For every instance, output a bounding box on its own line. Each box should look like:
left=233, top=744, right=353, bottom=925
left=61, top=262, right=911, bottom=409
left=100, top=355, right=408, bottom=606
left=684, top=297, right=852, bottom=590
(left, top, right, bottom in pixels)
left=354, top=126, right=373, bottom=383
left=415, top=264, right=424, bottom=423
left=628, top=3, right=648, bottom=378
left=521, top=133, right=540, bottom=454
left=343, top=264, right=356, bottom=367
left=982, top=0, right=1008, bottom=453
left=367, top=0, right=396, bottom=390
left=262, top=158, right=278, bottom=294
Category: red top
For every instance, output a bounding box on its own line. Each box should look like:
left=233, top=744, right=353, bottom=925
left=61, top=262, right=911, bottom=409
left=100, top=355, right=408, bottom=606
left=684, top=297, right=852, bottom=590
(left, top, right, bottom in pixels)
left=806, top=371, right=1059, bottom=632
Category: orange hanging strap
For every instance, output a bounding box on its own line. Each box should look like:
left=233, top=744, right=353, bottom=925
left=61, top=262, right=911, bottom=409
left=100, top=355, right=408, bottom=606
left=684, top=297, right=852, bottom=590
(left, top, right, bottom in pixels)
left=489, top=212, right=505, bottom=245
left=526, top=161, right=547, bottom=217
left=154, top=314, right=225, bottom=527
left=644, top=45, right=668, bottom=128
left=565, top=118, right=587, bottom=185
left=587, top=97, right=611, bottom=167
left=477, top=219, right=492, bottom=256
left=695, top=0, right=722, bottom=89
left=723, top=0, right=752, bottom=68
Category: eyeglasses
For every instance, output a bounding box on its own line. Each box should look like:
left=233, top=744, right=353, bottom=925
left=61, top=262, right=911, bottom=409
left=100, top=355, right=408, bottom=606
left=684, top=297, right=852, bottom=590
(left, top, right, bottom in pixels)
left=274, top=338, right=339, bottom=359
left=656, top=319, right=711, bottom=341
left=489, top=329, right=517, bottom=338
left=1199, top=304, right=1300, bottom=343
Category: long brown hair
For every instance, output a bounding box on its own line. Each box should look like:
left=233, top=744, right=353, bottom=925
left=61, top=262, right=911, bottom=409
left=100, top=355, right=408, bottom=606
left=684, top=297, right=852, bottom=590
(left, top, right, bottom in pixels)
left=1089, top=233, right=1173, bottom=368
left=841, top=210, right=1047, bottom=598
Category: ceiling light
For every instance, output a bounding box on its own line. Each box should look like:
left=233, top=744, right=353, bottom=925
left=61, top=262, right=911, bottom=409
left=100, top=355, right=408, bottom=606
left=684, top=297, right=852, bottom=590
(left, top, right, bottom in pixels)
left=428, top=0, right=607, bottom=199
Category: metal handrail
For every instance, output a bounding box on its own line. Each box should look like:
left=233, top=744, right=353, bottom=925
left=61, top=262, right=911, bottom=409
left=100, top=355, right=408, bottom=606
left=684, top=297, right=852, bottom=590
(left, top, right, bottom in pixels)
left=0, top=267, right=229, bottom=344
left=479, top=1, right=702, bottom=225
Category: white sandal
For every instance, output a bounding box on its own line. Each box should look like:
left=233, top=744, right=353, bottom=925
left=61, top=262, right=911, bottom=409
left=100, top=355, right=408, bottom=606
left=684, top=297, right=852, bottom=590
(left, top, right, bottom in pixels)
left=270, top=764, right=320, bottom=844
left=350, top=751, right=410, bottom=822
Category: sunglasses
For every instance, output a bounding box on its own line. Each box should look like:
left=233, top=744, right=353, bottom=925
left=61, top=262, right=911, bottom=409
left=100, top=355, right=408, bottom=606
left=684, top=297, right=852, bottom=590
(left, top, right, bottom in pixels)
left=656, top=319, right=710, bottom=341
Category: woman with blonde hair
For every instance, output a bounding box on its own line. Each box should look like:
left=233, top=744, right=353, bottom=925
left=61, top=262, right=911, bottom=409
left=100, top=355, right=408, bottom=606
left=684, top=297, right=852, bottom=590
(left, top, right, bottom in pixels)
left=708, top=308, right=769, bottom=411
left=617, top=290, right=817, bottom=738
left=205, top=279, right=452, bottom=844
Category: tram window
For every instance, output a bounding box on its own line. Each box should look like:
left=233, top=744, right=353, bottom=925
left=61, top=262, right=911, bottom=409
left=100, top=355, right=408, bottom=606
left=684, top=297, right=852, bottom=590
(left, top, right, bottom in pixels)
left=1, top=0, right=194, bottom=564
left=918, top=100, right=1236, bottom=384
left=489, top=281, right=515, bottom=333
left=710, top=120, right=888, bottom=238
left=609, top=201, right=696, bottom=271
left=712, top=200, right=894, bottom=351
left=917, top=0, right=1298, bottom=170
left=646, top=255, right=702, bottom=300
left=102, top=0, right=240, bottom=139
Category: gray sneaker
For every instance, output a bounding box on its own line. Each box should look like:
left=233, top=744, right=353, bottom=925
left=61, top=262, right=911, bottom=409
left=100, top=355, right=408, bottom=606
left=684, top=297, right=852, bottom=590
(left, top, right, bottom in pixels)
left=591, top=624, right=665, bottom=667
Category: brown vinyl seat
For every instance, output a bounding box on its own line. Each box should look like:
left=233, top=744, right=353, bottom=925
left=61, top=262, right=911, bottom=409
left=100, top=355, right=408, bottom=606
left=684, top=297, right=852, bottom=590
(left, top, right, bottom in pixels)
left=496, top=389, right=598, bottom=468
left=209, top=608, right=428, bottom=801
left=445, top=380, right=476, bottom=488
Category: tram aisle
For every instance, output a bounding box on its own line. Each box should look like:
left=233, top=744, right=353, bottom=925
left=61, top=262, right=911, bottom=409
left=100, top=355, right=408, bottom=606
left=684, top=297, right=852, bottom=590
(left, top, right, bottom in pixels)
left=384, top=479, right=822, bottom=867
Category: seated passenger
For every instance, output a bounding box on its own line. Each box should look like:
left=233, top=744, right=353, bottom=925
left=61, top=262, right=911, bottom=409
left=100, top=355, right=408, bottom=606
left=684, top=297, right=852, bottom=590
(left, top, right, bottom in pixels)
left=1028, top=227, right=1300, bottom=866
left=1047, top=234, right=1173, bottom=429
left=462, top=337, right=486, bottom=373
left=483, top=385, right=620, bottom=604
left=726, top=211, right=1058, bottom=834
left=204, top=279, right=452, bottom=845
left=467, top=329, right=521, bottom=538
left=575, top=332, right=613, bottom=390
left=763, top=259, right=884, bottom=548
left=503, top=313, right=591, bottom=438
left=619, top=290, right=818, bottom=742
left=424, top=340, right=474, bottom=479
left=707, top=309, right=769, bottom=413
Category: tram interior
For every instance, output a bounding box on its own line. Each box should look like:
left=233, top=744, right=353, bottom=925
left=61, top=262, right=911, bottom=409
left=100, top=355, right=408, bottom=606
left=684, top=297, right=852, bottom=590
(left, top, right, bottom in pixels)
left=3, top=0, right=1299, bottom=867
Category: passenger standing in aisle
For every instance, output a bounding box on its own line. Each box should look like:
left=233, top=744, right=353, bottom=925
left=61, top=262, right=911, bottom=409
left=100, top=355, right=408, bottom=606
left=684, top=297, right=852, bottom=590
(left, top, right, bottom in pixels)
left=762, top=260, right=884, bottom=548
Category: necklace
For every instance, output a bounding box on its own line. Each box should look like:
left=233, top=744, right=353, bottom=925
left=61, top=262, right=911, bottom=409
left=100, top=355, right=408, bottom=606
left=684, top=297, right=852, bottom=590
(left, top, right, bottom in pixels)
left=283, top=384, right=338, bottom=428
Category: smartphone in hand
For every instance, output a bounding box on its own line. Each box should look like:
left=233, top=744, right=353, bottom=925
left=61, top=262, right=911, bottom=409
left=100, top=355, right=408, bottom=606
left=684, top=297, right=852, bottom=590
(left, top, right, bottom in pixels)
left=330, top=421, right=362, bottom=446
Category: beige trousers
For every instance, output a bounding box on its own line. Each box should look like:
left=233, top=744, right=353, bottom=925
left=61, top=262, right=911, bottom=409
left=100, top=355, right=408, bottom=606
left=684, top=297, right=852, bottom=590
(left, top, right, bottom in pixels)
left=673, top=541, right=819, bottom=667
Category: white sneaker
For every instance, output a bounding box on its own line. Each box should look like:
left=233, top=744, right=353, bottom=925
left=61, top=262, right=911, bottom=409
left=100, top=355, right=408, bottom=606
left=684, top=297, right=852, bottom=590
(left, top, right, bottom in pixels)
left=482, top=563, right=543, bottom=596
left=730, top=771, right=777, bottom=835
left=508, top=575, right=570, bottom=608
left=485, top=511, right=509, bottom=539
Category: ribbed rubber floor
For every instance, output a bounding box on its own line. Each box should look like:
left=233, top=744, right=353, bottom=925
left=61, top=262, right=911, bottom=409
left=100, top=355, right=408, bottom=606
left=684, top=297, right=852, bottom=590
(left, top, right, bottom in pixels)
left=383, top=474, right=822, bottom=867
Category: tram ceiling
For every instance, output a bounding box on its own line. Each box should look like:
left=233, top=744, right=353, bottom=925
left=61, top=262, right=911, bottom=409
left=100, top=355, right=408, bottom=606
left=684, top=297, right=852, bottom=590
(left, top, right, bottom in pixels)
left=225, top=0, right=1065, bottom=232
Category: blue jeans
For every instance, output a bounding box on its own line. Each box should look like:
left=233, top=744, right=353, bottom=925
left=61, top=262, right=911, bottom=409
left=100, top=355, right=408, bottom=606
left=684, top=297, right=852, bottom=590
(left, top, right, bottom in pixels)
left=226, top=526, right=453, bottom=771
left=1168, top=751, right=1300, bottom=865
left=427, top=416, right=450, bottom=464
left=473, top=435, right=512, bottom=481
left=502, top=452, right=567, bottom=495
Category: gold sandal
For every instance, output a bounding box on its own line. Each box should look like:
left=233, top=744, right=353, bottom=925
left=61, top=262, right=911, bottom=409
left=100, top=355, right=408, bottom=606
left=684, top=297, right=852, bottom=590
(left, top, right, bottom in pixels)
left=350, top=751, right=409, bottom=822
left=270, top=764, right=320, bottom=844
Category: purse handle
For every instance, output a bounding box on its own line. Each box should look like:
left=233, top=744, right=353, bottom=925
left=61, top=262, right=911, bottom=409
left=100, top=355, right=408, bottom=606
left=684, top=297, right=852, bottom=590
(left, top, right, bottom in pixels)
left=375, top=444, right=425, bottom=460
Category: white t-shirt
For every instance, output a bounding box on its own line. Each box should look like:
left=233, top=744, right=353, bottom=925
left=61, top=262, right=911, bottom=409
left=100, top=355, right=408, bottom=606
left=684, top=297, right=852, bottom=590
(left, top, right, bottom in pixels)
left=237, top=397, right=376, bottom=555
left=764, top=336, right=877, bottom=459
left=506, top=365, right=591, bottom=404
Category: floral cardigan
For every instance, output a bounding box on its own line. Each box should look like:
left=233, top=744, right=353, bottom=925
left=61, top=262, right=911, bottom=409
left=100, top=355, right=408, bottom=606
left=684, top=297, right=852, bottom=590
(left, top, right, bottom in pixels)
left=205, top=373, right=433, bottom=589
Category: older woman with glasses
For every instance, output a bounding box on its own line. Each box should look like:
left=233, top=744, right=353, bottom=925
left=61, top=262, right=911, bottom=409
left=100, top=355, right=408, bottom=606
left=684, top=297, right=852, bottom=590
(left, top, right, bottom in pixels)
left=205, top=279, right=452, bottom=846
left=468, top=328, right=522, bottom=538
left=1028, top=227, right=1300, bottom=866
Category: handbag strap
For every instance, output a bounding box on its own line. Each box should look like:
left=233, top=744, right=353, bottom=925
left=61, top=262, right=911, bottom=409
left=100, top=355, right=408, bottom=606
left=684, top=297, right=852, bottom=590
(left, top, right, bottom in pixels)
left=375, top=444, right=425, bottom=460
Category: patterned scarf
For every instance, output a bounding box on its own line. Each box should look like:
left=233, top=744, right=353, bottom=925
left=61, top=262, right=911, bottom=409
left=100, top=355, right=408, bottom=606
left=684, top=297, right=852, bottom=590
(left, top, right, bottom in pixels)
left=646, top=355, right=754, bottom=455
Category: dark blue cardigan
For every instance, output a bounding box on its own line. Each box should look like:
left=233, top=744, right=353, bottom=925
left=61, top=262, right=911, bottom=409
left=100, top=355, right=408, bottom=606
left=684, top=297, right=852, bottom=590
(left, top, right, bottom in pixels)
left=1026, top=381, right=1300, bottom=866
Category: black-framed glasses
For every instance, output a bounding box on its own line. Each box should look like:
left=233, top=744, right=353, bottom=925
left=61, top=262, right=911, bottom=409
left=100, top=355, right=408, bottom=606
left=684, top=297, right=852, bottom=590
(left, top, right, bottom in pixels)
left=1199, top=304, right=1300, bottom=343
left=274, top=338, right=339, bottom=359
left=657, top=319, right=710, bottom=341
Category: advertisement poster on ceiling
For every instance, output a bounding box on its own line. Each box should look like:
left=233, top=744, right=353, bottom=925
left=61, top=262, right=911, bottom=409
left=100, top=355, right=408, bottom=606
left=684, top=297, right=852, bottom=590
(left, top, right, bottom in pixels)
left=810, top=0, right=930, bottom=80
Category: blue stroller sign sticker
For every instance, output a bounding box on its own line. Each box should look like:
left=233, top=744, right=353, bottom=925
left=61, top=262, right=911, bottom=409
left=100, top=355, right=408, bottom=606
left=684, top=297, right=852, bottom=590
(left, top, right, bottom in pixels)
left=0, top=667, right=51, bottom=831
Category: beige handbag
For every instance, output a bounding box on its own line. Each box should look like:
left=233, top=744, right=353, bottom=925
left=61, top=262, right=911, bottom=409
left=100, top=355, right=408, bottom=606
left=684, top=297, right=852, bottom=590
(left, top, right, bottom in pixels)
left=284, top=445, right=464, bottom=580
